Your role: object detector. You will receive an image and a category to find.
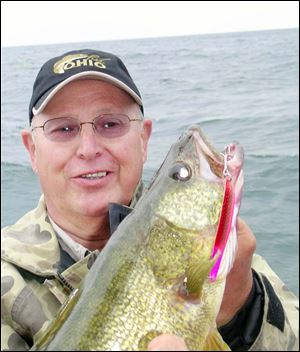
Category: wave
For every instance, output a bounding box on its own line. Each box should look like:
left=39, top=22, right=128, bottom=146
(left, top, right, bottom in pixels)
left=1, top=161, right=32, bottom=170
left=246, top=153, right=299, bottom=159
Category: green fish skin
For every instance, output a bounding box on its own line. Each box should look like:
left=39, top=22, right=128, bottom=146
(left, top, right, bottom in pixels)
left=32, top=125, right=244, bottom=351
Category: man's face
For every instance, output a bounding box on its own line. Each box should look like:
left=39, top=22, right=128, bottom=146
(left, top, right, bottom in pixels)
left=22, top=79, right=152, bottom=221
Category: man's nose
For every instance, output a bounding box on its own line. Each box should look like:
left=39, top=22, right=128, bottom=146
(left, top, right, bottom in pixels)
left=75, top=123, right=105, bottom=159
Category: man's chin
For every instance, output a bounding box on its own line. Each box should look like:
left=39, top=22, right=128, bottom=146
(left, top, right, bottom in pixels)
left=77, top=204, right=110, bottom=218
left=70, top=189, right=132, bottom=217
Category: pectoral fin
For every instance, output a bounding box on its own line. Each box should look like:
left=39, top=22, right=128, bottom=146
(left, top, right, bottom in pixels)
left=186, top=242, right=218, bottom=297
left=202, top=330, right=231, bottom=351
left=186, top=255, right=216, bottom=297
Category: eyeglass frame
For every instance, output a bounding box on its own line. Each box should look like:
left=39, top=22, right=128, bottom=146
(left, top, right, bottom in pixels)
left=31, top=113, right=142, bottom=142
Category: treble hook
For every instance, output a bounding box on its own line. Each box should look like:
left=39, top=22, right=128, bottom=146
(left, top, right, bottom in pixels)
left=220, top=145, right=232, bottom=180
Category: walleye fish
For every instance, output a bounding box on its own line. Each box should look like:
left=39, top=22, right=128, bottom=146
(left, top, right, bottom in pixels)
left=32, top=125, right=244, bottom=351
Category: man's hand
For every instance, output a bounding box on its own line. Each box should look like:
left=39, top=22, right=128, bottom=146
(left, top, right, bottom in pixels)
left=217, top=217, right=256, bottom=327
left=147, top=334, right=188, bottom=351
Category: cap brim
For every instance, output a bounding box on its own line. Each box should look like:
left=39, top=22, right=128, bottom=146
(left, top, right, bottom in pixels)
left=32, top=71, right=143, bottom=116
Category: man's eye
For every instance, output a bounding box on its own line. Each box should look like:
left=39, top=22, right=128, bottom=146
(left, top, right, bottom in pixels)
left=103, top=121, right=119, bottom=129
left=52, top=125, right=77, bottom=134
left=101, top=119, right=123, bottom=130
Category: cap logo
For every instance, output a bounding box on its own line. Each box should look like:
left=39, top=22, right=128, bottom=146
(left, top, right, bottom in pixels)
left=53, top=54, right=111, bottom=74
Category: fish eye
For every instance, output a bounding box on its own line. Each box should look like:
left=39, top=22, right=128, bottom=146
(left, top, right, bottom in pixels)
left=169, top=162, right=192, bottom=181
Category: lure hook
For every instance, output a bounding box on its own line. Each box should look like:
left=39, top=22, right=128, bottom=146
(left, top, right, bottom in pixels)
left=220, top=145, right=232, bottom=180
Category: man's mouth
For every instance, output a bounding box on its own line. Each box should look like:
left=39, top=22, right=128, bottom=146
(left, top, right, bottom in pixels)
left=79, top=171, right=109, bottom=180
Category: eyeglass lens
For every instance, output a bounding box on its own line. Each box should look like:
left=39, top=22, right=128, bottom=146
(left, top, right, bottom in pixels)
left=43, top=114, right=134, bottom=142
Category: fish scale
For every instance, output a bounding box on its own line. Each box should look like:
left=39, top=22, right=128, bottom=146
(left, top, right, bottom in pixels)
left=47, top=220, right=224, bottom=350
left=157, top=180, right=223, bottom=231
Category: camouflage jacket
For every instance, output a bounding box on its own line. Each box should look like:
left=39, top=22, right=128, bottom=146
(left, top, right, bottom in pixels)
left=1, top=196, right=299, bottom=351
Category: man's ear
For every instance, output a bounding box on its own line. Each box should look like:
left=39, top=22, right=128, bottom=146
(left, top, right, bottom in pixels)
left=141, top=119, right=152, bottom=164
left=21, top=130, right=37, bottom=173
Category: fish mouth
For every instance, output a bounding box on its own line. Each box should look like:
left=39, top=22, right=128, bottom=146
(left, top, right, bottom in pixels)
left=191, top=129, right=223, bottom=164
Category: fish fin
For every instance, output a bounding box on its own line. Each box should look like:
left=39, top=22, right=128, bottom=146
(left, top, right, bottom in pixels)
left=186, top=241, right=217, bottom=297
left=31, top=288, right=81, bottom=350
left=202, top=330, right=231, bottom=351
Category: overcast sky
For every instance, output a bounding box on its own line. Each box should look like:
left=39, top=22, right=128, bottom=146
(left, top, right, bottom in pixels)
left=1, top=1, right=299, bottom=47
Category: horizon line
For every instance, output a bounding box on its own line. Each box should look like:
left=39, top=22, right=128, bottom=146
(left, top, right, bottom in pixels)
left=1, top=26, right=298, bottom=49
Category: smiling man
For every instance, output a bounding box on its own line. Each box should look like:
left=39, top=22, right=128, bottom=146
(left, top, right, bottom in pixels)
left=1, top=49, right=298, bottom=351
left=23, top=78, right=150, bottom=252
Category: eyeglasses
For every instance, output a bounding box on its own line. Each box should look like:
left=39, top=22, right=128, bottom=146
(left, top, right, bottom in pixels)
left=31, top=114, right=142, bottom=142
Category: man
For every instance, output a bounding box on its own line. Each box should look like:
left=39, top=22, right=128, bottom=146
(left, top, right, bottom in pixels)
left=1, top=49, right=298, bottom=351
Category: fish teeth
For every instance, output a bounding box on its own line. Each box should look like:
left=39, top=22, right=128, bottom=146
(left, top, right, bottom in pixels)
left=81, top=172, right=107, bottom=179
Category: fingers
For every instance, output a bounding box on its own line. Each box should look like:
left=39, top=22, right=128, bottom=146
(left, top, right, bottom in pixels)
left=216, top=218, right=256, bottom=326
left=147, top=334, right=188, bottom=351
left=236, top=217, right=256, bottom=257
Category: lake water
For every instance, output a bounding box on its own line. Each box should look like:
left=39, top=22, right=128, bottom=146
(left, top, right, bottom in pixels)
left=1, top=28, right=299, bottom=296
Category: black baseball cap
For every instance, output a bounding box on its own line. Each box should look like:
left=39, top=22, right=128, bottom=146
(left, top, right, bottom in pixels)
left=28, top=49, right=143, bottom=123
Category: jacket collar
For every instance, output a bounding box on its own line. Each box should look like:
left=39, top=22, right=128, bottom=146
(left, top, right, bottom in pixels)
left=1, top=181, right=145, bottom=277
